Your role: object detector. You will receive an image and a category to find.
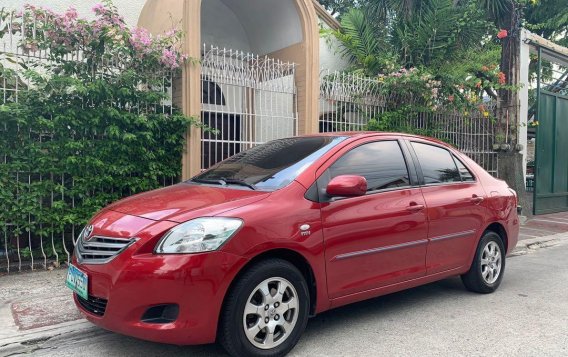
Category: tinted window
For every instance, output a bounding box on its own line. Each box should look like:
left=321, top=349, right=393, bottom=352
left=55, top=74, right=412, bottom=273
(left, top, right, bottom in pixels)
left=411, top=142, right=461, bottom=184
left=329, top=141, right=410, bottom=192
left=192, top=136, right=346, bottom=191
left=454, top=156, right=475, bottom=182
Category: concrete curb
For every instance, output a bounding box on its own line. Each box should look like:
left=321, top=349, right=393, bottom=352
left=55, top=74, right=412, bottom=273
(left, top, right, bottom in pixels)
left=0, top=319, right=97, bottom=355
left=509, top=232, right=568, bottom=257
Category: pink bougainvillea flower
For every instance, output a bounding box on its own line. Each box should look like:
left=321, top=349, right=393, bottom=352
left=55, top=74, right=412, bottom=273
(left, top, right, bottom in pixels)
left=92, top=3, right=105, bottom=14
left=497, top=29, right=508, bottom=39
left=65, top=6, right=78, bottom=20
left=130, top=27, right=153, bottom=52
left=160, top=48, right=179, bottom=69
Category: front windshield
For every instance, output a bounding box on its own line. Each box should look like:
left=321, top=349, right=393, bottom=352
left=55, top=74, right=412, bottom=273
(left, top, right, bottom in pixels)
left=191, top=136, right=347, bottom=191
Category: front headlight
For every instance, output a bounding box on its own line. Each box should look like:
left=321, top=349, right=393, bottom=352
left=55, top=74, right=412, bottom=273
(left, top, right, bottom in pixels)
left=155, top=217, right=243, bottom=254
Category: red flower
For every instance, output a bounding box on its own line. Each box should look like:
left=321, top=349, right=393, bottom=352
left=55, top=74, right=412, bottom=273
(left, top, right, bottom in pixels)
left=475, top=81, right=482, bottom=89
left=497, top=29, right=508, bottom=39
left=498, top=72, right=506, bottom=85
left=448, top=95, right=455, bottom=102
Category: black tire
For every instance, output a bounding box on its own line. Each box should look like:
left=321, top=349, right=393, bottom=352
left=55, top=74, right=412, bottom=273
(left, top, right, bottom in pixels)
left=219, top=259, right=310, bottom=357
left=461, top=231, right=506, bottom=294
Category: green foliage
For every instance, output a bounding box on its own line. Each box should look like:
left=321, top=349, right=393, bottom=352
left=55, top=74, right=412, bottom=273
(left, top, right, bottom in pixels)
left=365, top=106, right=445, bottom=139
left=328, top=8, right=396, bottom=75
left=330, top=2, right=493, bottom=72
left=327, top=0, right=518, bottom=122
left=525, top=0, right=568, bottom=45
left=0, top=2, right=198, bottom=242
left=318, top=0, right=360, bottom=17
left=0, top=77, right=194, bottom=236
left=392, top=0, right=491, bottom=67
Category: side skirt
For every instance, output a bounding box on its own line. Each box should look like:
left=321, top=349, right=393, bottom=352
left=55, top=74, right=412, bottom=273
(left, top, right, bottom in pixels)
left=328, top=266, right=467, bottom=310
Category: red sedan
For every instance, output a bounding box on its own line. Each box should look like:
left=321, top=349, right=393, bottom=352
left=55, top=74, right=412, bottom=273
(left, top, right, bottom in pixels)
left=67, top=133, right=519, bottom=357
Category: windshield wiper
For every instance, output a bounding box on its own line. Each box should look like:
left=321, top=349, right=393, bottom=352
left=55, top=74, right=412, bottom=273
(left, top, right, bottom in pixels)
left=221, top=178, right=257, bottom=191
left=191, top=178, right=226, bottom=186
left=192, top=177, right=257, bottom=191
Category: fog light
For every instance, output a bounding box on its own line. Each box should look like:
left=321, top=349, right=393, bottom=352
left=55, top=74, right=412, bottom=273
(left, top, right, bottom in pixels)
left=141, top=304, right=179, bottom=324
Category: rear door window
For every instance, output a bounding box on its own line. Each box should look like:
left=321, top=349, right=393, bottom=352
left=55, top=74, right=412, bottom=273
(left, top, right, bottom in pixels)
left=411, top=142, right=461, bottom=184
left=453, top=156, right=476, bottom=182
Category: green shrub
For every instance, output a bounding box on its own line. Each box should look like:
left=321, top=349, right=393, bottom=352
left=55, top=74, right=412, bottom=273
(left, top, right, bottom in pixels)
left=0, top=2, right=198, bottom=241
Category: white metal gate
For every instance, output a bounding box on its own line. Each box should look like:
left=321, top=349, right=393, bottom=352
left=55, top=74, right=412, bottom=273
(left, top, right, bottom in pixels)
left=200, top=45, right=298, bottom=169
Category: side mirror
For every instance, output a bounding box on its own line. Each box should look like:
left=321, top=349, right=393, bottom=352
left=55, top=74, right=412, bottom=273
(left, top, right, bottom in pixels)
left=326, top=175, right=367, bottom=198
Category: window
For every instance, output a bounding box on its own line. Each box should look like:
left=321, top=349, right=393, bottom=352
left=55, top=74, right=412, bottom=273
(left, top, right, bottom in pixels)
left=193, top=136, right=347, bottom=191
left=411, top=142, right=461, bottom=184
left=329, top=141, right=410, bottom=192
left=454, top=156, right=475, bottom=182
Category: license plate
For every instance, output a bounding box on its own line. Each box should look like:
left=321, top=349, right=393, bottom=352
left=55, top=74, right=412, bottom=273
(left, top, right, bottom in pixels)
left=66, top=264, right=88, bottom=300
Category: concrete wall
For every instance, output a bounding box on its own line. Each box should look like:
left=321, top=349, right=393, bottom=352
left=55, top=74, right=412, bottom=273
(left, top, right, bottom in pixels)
left=2, top=0, right=147, bottom=28
left=200, top=0, right=304, bottom=55
left=201, top=0, right=250, bottom=52
left=319, top=19, right=350, bottom=72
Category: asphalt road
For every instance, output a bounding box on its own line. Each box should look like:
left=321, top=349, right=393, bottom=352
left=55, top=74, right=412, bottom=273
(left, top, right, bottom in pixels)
left=4, top=241, right=568, bottom=357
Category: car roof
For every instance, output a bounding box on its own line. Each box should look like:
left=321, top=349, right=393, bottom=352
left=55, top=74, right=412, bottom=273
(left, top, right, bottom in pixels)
left=299, top=132, right=452, bottom=148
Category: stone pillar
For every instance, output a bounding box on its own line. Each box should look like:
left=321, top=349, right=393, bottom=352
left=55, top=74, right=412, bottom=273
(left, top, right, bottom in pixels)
left=519, top=29, right=530, bottom=187
left=181, top=0, right=203, bottom=179
left=268, top=0, right=319, bottom=136
left=138, top=0, right=203, bottom=180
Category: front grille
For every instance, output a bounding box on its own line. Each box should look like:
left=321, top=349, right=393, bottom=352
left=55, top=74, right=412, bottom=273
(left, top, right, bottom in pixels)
left=76, top=236, right=135, bottom=264
left=77, top=294, right=108, bottom=316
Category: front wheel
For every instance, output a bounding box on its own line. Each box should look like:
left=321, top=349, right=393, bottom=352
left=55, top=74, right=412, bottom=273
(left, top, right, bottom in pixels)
left=219, top=259, right=310, bottom=357
left=461, top=231, right=506, bottom=294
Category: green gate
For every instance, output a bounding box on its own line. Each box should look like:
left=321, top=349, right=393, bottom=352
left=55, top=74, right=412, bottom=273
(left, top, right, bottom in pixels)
left=534, top=89, right=568, bottom=214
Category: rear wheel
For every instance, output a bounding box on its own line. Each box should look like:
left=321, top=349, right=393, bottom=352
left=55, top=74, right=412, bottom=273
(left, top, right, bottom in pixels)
left=219, top=259, right=309, bottom=357
left=461, top=231, right=505, bottom=293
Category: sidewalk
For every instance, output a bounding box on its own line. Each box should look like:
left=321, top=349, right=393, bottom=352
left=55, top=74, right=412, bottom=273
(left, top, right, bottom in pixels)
left=1, top=212, right=568, bottom=355
left=519, top=211, right=568, bottom=239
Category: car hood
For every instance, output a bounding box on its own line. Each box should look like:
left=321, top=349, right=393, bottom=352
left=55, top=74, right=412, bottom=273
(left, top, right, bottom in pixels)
left=105, top=183, right=270, bottom=223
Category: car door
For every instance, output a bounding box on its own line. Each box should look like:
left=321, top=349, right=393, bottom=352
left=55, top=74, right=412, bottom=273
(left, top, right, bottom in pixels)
left=406, top=140, right=487, bottom=275
left=319, top=138, right=428, bottom=299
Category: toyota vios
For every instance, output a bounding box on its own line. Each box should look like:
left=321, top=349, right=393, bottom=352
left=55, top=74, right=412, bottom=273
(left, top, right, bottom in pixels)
left=67, top=133, right=519, bottom=356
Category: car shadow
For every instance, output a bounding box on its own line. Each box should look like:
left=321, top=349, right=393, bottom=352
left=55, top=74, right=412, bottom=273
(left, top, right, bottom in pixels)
left=81, top=278, right=473, bottom=356
left=299, top=277, right=471, bottom=340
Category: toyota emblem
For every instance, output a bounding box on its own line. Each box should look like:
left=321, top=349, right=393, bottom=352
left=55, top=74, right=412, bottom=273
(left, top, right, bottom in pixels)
left=83, top=225, right=94, bottom=240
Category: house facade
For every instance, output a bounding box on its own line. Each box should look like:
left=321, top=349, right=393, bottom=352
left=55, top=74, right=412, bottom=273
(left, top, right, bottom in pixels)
left=138, top=0, right=346, bottom=178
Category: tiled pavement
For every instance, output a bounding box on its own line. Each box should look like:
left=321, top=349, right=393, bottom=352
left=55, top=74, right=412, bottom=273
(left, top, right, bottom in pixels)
left=520, top=211, right=568, bottom=240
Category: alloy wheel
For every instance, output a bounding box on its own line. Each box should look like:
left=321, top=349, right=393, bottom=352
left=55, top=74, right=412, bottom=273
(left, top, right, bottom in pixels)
left=242, top=277, right=299, bottom=349
left=480, top=241, right=502, bottom=284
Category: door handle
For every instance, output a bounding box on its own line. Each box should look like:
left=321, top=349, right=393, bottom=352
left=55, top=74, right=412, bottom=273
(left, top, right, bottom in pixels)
left=406, top=203, right=425, bottom=212
left=471, top=195, right=484, bottom=204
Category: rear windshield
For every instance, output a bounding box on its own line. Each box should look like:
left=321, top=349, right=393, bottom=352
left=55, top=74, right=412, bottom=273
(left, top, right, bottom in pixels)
left=191, top=136, right=346, bottom=191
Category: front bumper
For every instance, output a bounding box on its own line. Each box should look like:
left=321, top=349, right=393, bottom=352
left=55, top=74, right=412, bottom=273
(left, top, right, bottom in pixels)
left=72, top=249, right=248, bottom=345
